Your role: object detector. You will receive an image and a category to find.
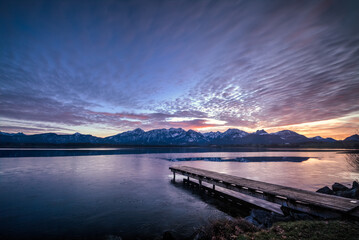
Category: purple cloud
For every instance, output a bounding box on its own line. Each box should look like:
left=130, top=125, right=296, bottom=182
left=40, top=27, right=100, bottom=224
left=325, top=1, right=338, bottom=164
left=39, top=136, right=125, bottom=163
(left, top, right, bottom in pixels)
left=1, top=0, right=358, bottom=137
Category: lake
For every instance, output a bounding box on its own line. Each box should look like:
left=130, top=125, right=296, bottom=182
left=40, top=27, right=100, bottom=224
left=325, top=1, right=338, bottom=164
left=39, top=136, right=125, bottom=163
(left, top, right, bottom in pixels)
left=0, top=148, right=358, bottom=239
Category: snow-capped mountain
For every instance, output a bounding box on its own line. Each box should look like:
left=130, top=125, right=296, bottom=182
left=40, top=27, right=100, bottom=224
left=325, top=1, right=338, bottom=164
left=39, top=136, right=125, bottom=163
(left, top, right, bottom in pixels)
left=105, top=128, right=208, bottom=145
left=240, top=130, right=283, bottom=145
left=271, top=130, right=309, bottom=143
left=222, top=128, right=249, bottom=138
left=310, top=136, right=337, bottom=143
left=255, top=130, right=269, bottom=135
left=106, top=128, right=146, bottom=144
left=209, top=129, right=249, bottom=144
left=0, top=128, right=354, bottom=146
left=203, top=131, right=222, bottom=139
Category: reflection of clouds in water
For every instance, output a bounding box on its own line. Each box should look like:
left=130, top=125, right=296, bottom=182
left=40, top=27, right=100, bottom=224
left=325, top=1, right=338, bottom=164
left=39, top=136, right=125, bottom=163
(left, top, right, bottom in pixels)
left=301, top=157, right=327, bottom=164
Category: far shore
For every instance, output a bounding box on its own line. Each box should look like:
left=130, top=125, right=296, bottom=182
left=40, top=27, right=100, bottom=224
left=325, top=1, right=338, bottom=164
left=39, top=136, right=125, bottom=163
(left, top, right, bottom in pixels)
left=1, top=145, right=358, bottom=158
left=1, top=143, right=358, bottom=149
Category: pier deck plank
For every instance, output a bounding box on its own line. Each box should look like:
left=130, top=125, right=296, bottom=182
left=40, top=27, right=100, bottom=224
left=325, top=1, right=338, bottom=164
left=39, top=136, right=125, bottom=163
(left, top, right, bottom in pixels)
left=170, top=166, right=359, bottom=216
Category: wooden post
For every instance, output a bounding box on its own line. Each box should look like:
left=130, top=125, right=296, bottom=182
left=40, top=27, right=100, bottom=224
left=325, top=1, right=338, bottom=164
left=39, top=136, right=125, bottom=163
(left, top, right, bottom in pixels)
left=173, top=172, right=176, bottom=181
left=199, top=179, right=202, bottom=188
left=213, top=184, right=215, bottom=190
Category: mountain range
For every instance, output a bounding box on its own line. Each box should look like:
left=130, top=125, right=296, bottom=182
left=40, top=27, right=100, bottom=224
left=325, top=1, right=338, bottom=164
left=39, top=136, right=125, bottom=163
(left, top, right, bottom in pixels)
left=1, top=128, right=358, bottom=146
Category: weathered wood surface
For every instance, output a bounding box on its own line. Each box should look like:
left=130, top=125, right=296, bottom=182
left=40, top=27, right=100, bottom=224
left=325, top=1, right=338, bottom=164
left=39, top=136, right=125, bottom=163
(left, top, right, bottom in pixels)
left=170, top=166, right=359, bottom=218
left=184, top=178, right=283, bottom=215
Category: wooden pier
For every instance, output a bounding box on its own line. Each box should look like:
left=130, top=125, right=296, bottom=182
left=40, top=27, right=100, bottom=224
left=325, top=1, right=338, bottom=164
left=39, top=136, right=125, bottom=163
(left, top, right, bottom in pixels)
left=170, top=166, right=359, bottom=219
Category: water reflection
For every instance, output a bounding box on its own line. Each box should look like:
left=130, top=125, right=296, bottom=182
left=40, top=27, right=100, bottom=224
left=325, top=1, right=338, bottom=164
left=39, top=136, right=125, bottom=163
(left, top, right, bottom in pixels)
left=346, top=152, right=359, bottom=172
left=171, top=180, right=251, bottom=218
left=166, top=156, right=310, bottom=162
left=0, top=147, right=346, bottom=158
left=0, top=150, right=358, bottom=239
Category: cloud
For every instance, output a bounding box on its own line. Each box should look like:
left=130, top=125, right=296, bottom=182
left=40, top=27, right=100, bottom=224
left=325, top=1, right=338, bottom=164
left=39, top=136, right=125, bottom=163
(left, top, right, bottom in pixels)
left=152, top=0, right=359, bottom=129
left=1, top=0, right=358, bottom=137
left=151, top=119, right=221, bottom=130
left=265, top=112, right=359, bottom=140
left=0, top=125, right=72, bottom=134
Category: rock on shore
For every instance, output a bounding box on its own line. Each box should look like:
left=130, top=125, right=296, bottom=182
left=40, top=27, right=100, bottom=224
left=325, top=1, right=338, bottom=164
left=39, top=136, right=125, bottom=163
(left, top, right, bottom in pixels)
left=316, top=181, right=359, bottom=199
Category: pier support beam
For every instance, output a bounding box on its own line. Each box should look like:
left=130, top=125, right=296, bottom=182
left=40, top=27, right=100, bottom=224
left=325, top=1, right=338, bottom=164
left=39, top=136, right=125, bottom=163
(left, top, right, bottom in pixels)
left=173, top=172, right=175, bottom=181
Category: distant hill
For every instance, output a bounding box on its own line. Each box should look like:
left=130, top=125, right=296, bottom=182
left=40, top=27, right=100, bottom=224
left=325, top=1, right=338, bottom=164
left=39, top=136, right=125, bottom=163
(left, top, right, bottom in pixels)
left=1, top=128, right=358, bottom=147
left=344, top=134, right=359, bottom=142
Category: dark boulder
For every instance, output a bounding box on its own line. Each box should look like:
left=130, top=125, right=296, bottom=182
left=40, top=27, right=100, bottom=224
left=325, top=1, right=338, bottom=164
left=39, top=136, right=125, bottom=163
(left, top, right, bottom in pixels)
left=317, top=182, right=359, bottom=199
left=335, top=188, right=359, bottom=199
left=281, top=207, right=314, bottom=221
left=332, top=182, right=349, bottom=192
left=245, top=209, right=272, bottom=228
left=245, top=209, right=291, bottom=228
left=244, top=215, right=261, bottom=227
left=316, top=186, right=334, bottom=195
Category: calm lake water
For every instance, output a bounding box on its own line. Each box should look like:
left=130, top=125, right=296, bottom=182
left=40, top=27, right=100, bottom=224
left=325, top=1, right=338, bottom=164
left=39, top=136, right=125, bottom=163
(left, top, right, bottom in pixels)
left=0, top=148, right=358, bottom=239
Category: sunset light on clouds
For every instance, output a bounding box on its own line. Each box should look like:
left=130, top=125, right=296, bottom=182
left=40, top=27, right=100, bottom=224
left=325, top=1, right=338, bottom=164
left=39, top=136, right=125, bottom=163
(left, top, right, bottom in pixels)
left=1, top=0, right=359, bottom=139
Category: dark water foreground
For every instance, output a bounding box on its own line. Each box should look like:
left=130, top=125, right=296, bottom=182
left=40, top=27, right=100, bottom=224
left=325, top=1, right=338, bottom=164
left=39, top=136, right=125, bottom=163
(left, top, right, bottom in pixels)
left=0, top=149, right=358, bottom=239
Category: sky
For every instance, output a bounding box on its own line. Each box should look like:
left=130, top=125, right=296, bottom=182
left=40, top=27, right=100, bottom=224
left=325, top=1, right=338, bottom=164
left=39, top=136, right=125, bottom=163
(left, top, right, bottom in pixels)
left=1, top=0, right=359, bottom=139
